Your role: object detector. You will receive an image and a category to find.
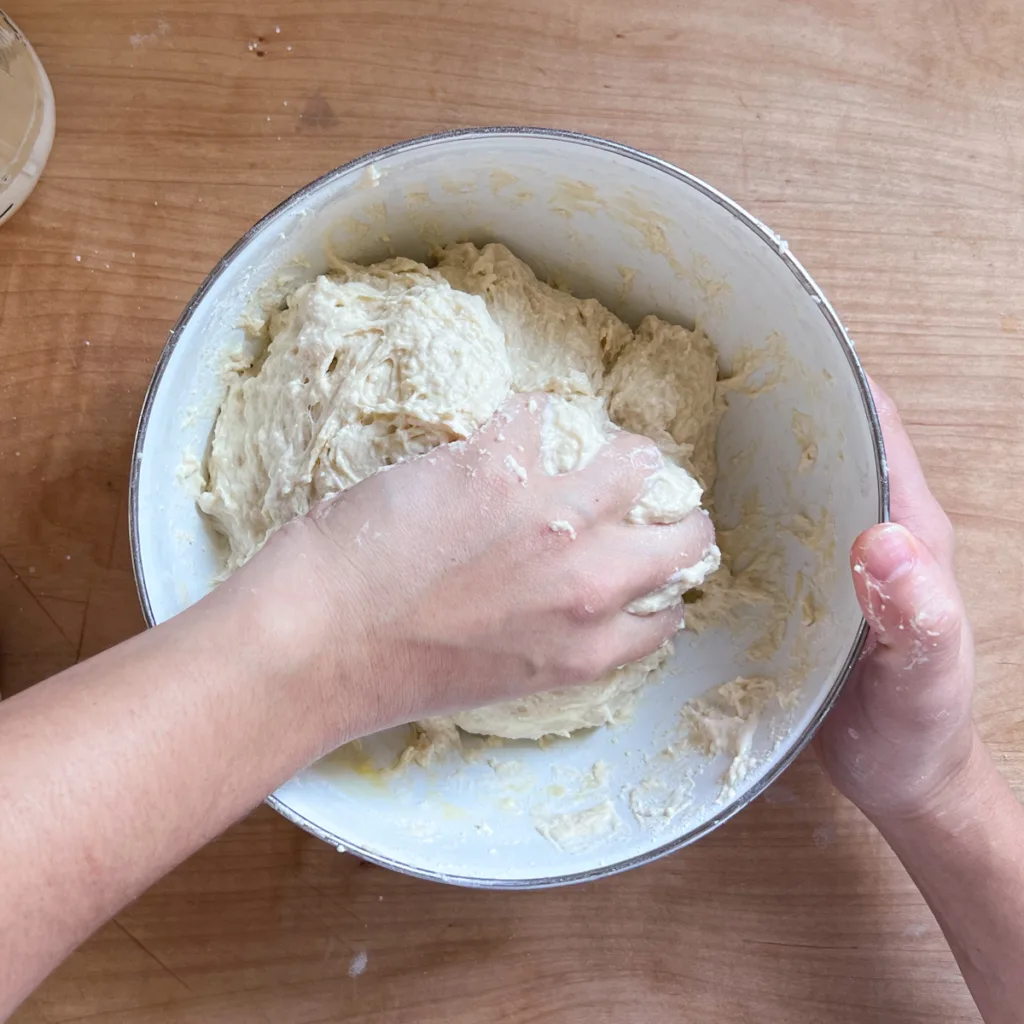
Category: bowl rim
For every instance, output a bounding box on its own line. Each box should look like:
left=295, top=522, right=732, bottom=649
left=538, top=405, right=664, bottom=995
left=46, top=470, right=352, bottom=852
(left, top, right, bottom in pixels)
left=129, top=125, right=890, bottom=890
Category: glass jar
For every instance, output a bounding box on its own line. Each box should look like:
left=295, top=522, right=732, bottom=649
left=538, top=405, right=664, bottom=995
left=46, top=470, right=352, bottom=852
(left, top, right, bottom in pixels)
left=0, top=10, right=55, bottom=226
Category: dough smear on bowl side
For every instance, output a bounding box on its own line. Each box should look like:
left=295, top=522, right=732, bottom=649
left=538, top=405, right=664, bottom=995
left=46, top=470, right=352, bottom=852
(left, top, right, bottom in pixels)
left=198, top=243, right=724, bottom=743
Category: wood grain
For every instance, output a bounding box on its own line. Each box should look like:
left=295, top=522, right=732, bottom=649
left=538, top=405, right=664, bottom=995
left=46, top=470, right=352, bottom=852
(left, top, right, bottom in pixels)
left=3, top=0, right=1022, bottom=1020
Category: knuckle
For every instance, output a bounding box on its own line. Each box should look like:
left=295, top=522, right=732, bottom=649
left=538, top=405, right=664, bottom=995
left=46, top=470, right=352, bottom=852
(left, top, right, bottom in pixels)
left=493, top=393, right=543, bottom=450
left=585, top=436, right=651, bottom=507
left=564, top=571, right=610, bottom=627
left=473, top=448, right=519, bottom=500
left=910, top=589, right=963, bottom=647
left=613, top=434, right=661, bottom=479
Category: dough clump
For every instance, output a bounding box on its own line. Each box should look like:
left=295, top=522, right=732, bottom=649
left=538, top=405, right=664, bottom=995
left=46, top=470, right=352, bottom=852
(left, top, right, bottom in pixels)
left=199, top=243, right=723, bottom=740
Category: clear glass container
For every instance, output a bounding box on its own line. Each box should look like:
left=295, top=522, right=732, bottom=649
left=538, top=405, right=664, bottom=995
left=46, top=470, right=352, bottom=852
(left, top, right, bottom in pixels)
left=0, top=10, right=55, bottom=226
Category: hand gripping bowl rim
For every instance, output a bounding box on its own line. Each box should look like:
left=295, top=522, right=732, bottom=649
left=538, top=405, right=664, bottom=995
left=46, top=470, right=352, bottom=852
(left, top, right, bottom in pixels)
left=128, top=126, right=890, bottom=889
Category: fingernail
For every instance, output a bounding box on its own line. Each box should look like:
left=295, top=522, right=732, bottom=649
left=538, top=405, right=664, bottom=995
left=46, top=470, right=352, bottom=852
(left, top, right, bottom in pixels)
left=864, top=524, right=917, bottom=583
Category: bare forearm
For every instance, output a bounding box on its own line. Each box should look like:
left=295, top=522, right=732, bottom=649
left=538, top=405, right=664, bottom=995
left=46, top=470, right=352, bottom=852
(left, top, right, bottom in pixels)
left=0, top=568, right=364, bottom=1017
left=0, top=400, right=725, bottom=1016
left=875, top=732, right=1024, bottom=1024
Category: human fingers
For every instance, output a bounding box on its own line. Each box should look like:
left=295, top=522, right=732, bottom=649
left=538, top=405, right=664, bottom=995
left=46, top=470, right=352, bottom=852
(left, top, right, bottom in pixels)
left=869, top=377, right=956, bottom=570
left=851, top=523, right=971, bottom=727
left=441, top=393, right=550, bottom=506
left=467, top=392, right=544, bottom=463
left=572, top=509, right=717, bottom=611
left=553, top=429, right=665, bottom=524
left=604, top=606, right=686, bottom=671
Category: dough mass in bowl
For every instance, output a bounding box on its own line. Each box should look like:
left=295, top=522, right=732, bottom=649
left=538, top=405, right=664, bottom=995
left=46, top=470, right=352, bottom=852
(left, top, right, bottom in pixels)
left=198, top=243, right=723, bottom=741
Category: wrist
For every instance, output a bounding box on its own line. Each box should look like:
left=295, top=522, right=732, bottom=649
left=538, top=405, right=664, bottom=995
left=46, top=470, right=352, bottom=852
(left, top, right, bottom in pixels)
left=869, top=726, right=997, bottom=841
left=211, top=519, right=387, bottom=759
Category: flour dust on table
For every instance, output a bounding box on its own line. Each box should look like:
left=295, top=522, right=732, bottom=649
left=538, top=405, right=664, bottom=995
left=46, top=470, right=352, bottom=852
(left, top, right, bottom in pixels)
left=198, top=243, right=725, bottom=742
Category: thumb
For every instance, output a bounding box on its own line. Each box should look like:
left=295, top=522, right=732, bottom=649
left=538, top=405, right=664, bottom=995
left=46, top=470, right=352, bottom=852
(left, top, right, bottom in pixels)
left=851, top=522, right=965, bottom=685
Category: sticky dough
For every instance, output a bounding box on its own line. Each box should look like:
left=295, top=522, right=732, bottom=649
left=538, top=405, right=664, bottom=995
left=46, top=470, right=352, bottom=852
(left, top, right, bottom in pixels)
left=199, top=243, right=723, bottom=740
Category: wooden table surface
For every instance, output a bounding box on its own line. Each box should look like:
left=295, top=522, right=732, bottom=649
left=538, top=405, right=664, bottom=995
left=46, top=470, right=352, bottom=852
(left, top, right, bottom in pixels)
left=3, top=1, right=1022, bottom=1020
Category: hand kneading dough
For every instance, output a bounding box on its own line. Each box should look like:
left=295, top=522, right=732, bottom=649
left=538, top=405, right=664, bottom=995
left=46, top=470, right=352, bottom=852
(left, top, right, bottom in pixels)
left=199, top=243, right=723, bottom=741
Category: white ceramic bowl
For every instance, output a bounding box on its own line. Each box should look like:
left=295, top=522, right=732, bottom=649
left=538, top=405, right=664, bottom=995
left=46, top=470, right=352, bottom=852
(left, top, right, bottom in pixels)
left=131, top=128, right=887, bottom=888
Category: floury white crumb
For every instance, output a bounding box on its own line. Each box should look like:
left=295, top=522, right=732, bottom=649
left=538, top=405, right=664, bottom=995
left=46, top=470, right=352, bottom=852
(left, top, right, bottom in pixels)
left=548, top=520, right=576, bottom=540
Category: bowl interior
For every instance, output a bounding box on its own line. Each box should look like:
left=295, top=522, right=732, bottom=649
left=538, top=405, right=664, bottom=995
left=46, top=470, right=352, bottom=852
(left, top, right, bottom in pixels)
left=133, top=130, right=885, bottom=887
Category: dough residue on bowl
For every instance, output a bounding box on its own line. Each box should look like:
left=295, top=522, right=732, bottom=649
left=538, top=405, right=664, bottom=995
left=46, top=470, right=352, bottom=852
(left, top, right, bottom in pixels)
left=197, top=242, right=725, bottom=742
